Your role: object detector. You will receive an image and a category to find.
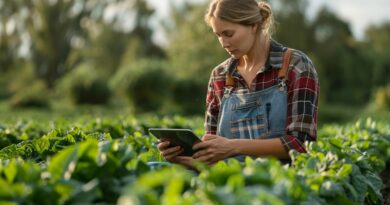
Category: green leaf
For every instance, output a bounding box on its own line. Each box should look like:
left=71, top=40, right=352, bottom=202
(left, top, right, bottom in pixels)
left=319, top=180, right=344, bottom=197
left=162, top=177, right=186, bottom=205
left=0, top=201, right=19, bottom=205
left=48, top=144, right=79, bottom=181
left=350, top=174, right=367, bottom=203
left=337, top=164, right=352, bottom=178
left=33, top=137, right=50, bottom=155
left=364, top=174, right=383, bottom=204
left=305, top=157, right=318, bottom=171
left=4, top=159, right=17, bottom=183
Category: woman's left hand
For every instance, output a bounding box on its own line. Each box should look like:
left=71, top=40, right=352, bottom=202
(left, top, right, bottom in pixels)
left=192, top=134, right=236, bottom=165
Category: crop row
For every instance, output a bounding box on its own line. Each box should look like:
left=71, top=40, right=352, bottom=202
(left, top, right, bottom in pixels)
left=0, top=117, right=389, bottom=204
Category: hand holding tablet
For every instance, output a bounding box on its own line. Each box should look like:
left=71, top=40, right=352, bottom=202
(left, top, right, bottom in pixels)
left=148, top=128, right=201, bottom=156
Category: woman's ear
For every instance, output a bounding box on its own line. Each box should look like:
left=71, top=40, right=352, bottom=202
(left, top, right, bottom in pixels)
left=252, top=24, right=259, bottom=33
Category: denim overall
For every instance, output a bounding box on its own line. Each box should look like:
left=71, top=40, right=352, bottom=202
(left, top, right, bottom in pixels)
left=217, top=49, right=292, bottom=162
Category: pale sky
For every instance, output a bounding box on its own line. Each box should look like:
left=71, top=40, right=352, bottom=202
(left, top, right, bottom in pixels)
left=307, top=0, right=390, bottom=39
left=146, top=0, right=390, bottom=45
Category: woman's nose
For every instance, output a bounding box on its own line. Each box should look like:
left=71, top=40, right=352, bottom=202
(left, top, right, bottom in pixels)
left=220, top=37, right=230, bottom=48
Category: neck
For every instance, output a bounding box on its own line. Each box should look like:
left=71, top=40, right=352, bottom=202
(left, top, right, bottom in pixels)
left=240, top=32, right=270, bottom=71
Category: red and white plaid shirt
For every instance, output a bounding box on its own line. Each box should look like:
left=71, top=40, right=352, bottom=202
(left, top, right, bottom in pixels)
left=204, top=40, right=320, bottom=153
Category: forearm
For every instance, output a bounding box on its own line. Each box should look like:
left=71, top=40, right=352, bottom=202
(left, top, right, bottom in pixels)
left=229, top=138, right=290, bottom=159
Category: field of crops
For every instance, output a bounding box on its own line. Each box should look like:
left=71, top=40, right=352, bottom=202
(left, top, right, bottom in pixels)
left=0, top=115, right=389, bottom=205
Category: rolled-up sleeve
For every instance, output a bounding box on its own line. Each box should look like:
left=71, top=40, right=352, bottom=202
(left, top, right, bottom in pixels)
left=204, top=72, right=220, bottom=134
left=281, top=54, right=320, bottom=153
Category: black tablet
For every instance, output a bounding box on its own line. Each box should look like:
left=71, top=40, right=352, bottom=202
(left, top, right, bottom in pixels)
left=148, top=128, right=201, bottom=156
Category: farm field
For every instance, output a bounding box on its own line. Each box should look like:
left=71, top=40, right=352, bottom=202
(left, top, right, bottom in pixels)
left=2, top=0, right=390, bottom=204
left=0, top=109, right=389, bottom=205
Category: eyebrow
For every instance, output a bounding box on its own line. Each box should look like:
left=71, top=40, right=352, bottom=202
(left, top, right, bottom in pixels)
left=214, top=30, right=233, bottom=35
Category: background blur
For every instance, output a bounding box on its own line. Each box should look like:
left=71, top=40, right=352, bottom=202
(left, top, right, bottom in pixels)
left=1, top=0, right=390, bottom=124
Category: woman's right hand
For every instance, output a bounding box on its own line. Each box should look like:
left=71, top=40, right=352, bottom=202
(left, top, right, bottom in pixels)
left=157, top=139, right=183, bottom=162
left=157, top=139, right=198, bottom=170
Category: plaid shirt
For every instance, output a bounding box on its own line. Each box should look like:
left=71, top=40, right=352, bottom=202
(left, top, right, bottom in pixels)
left=204, top=40, right=319, bottom=153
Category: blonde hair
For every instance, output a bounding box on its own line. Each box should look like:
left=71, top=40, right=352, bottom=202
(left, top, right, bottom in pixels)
left=205, top=0, right=274, bottom=36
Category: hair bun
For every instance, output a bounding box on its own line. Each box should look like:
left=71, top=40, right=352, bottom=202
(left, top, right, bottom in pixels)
left=258, top=1, right=272, bottom=22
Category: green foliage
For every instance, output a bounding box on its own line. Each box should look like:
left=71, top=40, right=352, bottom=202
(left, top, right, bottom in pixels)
left=56, top=63, right=111, bottom=105
left=272, top=0, right=313, bottom=52
left=81, top=24, right=131, bottom=74
left=0, top=115, right=389, bottom=204
left=21, top=0, right=106, bottom=88
left=6, top=63, right=50, bottom=108
left=365, top=22, right=390, bottom=88
left=0, top=1, right=21, bottom=73
left=1, top=0, right=390, bottom=120
left=170, top=78, right=205, bottom=115
left=165, top=3, right=228, bottom=85
left=8, top=80, right=49, bottom=108
left=111, top=59, right=171, bottom=112
left=374, top=85, right=390, bottom=111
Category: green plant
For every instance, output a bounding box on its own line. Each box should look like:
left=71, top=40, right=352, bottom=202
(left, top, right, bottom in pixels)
left=374, top=85, right=390, bottom=111
left=110, top=59, right=171, bottom=112
left=56, top=63, right=111, bottom=105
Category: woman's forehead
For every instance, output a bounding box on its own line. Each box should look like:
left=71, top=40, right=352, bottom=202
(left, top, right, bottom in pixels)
left=210, top=18, right=240, bottom=32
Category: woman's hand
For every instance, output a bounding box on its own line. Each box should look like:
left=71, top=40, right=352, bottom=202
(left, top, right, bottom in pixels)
left=157, top=139, right=183, bottom=162
left=192, top=134, right=236, bottom=165
left=157, top=139, right=197, bottom=170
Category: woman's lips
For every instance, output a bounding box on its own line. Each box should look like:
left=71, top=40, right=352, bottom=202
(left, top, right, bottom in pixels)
left=228, top=49, right=237, bottom=54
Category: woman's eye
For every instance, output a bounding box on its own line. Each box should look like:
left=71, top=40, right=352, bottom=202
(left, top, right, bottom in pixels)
left=224, top=32, right=233, bottom=37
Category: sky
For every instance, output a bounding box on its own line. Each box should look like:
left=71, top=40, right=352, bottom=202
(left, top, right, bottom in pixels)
left=146, top=0, right=390, bottom=45
left=307, top=0, right=390, bottom=39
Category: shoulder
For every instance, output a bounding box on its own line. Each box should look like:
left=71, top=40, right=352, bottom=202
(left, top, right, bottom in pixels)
left=288, top=49, right=318, bottom=80
left=209, top=58, right=231, bottom=81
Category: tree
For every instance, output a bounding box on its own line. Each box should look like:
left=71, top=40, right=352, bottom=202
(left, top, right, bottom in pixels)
left=270, top=0, right=314, bottom=53
left=165, top=3, right=228, bottom=84
left=2, top=0, right=154, bottom=89
left=118, top=0, right=165, bottom=68
left=364, top=22, right=390, bottom=88
left=310, top=7, right=373, bottom=105
left=0, top=1, right=22, bottom=73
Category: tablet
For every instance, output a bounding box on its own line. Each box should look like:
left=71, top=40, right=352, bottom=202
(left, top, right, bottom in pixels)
left=148, top=128, right=201, bottom=156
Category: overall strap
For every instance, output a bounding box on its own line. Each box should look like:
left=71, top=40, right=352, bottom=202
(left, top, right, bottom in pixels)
left=225, top=58, right=239, bottom=88
left=278, top=48, right=293, bottom=79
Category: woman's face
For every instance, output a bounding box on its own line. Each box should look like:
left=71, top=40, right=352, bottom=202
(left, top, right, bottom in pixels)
left=210, top=18, right=257, bottom=59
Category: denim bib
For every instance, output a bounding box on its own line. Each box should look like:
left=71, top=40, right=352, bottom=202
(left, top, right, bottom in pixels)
left=217, top=80, right=287, bottom=139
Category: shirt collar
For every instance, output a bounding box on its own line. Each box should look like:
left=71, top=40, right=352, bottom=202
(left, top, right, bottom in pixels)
left=222, top=39, right=286, bottom=75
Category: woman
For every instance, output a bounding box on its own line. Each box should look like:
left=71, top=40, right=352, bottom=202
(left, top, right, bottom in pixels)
left=157, top=0, right=319, bottom=168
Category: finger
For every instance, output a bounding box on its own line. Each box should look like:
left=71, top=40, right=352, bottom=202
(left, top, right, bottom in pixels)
left=207, top=160, right=218, bottom=166
left=157, top=140, right=171, bottom=150
left=202, top=134, right=217, bottom=141
left=192, top=148, right=210, bottom=159
left=195, top=155, right=213, bottom=164
left=165, top=149, right=183, bottom=161
left=192, top=142, right=209, bottom=150
left=161, top=146, right=182, bottom=157
left=175, top=156, right=193, bottom=160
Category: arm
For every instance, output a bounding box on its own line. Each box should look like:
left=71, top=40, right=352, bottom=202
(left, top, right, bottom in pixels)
left=192, top=135, right=289, bottom=165
left=204, top=69, right=221, bottom=134
left=280, top=54, right=319, bottom=153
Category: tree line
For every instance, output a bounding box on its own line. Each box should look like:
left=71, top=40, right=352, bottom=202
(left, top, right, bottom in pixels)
left=0, top=0, right=389, bottom=121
